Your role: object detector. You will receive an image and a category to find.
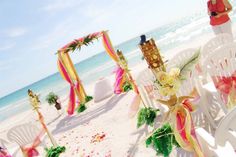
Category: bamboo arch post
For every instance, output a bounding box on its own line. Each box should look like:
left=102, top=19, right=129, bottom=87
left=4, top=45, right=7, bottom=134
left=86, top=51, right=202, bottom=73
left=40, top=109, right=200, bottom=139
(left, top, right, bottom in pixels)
left=64, top=52, right=87, bottom=103
left=58, top=52, right=85, bottom=103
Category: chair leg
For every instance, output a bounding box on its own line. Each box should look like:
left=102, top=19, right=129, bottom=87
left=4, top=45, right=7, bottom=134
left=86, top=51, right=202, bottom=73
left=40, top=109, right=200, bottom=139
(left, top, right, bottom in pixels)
left=199, top=96, right=217, bottom=129
left=215, top=93, right=228, bottom=114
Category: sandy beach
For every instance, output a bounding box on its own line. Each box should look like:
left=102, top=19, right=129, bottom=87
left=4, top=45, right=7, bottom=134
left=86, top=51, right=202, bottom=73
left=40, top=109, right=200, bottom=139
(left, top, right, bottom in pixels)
left=0, top=31, right=217, bottom=157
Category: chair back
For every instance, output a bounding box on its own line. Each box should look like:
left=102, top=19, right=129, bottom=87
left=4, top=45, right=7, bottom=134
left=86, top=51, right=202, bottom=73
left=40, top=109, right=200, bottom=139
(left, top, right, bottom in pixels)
left=203, top=42, right=236, bottom=78
left=135, top=68, right=155, bottom=87
left=167, top=49, right=217, bottom=128
left=7, top=123, right=41, bottom=146
left=203, top=42, right=236, bottom=113
left=201, top=33, right=233, bottom=64
left=166, top=48, right=201, bottom=97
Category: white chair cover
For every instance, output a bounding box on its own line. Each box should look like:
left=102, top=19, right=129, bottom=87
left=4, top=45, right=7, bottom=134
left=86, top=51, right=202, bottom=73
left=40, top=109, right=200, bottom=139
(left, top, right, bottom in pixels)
left=93, top=77, right=113, bottom=102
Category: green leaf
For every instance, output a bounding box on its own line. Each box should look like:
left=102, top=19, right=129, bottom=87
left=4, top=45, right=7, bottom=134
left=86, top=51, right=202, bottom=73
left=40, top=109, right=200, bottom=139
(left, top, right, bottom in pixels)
left=123, top=81, right=133, bottom=92
left=146, top=136, right=152, bottom=146
left=85, top=95, right=93, bottom=103
left=77, top=103, right=87, bottom=113
left=145, top=123, right=180, bottom=157
left=137, top=107, right=159, bottom=128
left=178, top=49, right=200, bottom=80
left=45, top=146, right=66, bottom=157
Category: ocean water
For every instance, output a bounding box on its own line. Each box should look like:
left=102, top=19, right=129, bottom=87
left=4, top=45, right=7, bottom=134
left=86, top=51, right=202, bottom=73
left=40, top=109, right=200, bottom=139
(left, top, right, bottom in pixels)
left=1, top=11, right=236, bottom=121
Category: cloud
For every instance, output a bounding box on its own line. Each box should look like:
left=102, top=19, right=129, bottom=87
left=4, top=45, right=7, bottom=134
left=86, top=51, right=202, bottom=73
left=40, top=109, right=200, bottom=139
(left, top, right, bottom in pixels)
left=0, top=43, right=15, bottom=51
left=5, top=27, right=27, bottom=38
left=41, top=0, right=84, bottom=13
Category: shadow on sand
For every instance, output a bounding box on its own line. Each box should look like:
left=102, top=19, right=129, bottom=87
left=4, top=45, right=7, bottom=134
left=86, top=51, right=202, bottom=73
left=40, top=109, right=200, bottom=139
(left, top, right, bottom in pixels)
left=52, top=94, right=126, bottom=134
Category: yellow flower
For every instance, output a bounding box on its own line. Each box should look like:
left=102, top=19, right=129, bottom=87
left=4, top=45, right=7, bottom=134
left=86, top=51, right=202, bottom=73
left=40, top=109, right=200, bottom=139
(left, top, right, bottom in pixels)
left=157, top=71, right=173, bottom=85
left=156, top=69, right=181, bottom=96
left=169, top=68, right=180, bottom=78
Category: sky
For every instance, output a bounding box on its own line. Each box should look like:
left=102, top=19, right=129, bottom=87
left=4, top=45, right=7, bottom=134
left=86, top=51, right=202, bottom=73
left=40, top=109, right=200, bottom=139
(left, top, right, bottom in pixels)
left=0, top=0, right=207, bottom=98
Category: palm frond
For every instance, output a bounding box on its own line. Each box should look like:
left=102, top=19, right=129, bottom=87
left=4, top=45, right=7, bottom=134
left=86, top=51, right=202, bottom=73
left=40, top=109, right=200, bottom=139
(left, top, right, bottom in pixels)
left=178, top=49, right=200, bottom=80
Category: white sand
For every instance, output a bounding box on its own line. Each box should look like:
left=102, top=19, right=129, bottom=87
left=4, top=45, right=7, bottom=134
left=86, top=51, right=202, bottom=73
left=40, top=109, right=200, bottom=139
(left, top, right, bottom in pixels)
left=0, top=32, right=217, bottom=157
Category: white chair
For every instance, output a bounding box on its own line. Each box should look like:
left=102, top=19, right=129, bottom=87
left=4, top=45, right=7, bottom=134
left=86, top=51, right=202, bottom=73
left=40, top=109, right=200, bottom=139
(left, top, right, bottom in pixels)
left=167, top=48, right=217, bottom=128
left=93, top=77, right=113, bottom=102
left=201, top=33, right=233, bottom=65
left=196, top=107, right=236, bottom=156
left=203, top=42, right=236, bottom=114
left=7, top=123, right=46, bottom=157
left=215, top=106, right=236, bottom=147
left=200, top=34, right=234, bottom=83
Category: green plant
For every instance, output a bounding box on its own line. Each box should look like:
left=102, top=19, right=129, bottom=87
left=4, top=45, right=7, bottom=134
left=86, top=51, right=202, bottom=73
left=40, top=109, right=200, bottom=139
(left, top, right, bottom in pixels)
left=45, top=146, right=66, bottom=157
left=77, top=103, right=87, bottom=113
left=146, top=123, right=179, bottom=157
left=123, top=81, right=133, bottom=92
left=85, top=95, right=93, bottom=103
left=46, top=92, right=59, bottom=105
left=137, top=107, right=159, bottom=128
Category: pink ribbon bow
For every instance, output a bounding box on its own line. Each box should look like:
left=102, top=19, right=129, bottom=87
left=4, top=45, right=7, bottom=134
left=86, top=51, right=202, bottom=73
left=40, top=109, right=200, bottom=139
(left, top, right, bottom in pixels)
left=212, top=71, right=236, bottom=107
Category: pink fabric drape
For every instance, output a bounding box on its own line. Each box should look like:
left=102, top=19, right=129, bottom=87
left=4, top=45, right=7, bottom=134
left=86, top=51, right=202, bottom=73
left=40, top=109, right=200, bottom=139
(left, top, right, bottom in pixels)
left=58, top=59, right=76, bottom=115
left=114, top=66, right=126, bottom=94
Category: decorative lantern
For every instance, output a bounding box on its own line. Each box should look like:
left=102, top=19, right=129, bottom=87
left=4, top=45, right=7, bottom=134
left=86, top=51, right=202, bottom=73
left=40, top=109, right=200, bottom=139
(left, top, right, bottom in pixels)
left=138, top=35, right=165, bottom=76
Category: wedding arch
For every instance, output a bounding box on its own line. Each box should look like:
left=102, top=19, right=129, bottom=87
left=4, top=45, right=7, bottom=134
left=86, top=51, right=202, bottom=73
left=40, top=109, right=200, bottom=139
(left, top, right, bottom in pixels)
left=57, top=31, right=138, bottom=115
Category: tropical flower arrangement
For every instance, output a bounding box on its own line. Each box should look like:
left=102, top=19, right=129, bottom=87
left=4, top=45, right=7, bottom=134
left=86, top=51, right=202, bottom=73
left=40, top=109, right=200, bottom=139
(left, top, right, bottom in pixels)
left=144, top=50, right=202, bottom=157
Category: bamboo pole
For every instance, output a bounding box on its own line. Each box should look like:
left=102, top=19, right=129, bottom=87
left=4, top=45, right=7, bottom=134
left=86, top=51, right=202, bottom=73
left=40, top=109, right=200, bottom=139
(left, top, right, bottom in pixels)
left=27, top=90, right=57, bottom=147
left=35, top=109, right=58, bottom=146
left=58, top=53, right=84, bottom=103
left=64, top=53, right=87, bottom=103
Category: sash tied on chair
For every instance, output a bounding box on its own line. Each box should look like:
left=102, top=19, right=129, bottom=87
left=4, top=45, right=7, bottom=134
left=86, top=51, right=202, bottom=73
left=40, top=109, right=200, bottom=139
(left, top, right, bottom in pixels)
left=212, top=71, right=236, bottom=109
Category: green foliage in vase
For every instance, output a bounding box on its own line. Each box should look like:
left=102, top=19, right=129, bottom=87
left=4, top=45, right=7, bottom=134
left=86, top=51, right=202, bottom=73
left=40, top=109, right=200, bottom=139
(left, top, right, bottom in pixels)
left=46, top=92, right=59, bottom=105
left=146, top=123, right=179, bottom=157
left=77, top=103, right=87, bottom=113
left=45, top=146, right=66, bottom=157
left=137, top=107, right=159, bottom=128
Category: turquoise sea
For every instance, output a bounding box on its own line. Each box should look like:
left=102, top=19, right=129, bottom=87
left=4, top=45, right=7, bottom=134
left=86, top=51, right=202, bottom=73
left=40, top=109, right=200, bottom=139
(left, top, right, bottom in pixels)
left=1, top=11, right=236, bottom=121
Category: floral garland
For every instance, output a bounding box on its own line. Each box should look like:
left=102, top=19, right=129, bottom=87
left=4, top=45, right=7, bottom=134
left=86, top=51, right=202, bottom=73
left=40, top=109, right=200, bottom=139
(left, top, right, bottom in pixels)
left=58, top=32, right=102, bottom=53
